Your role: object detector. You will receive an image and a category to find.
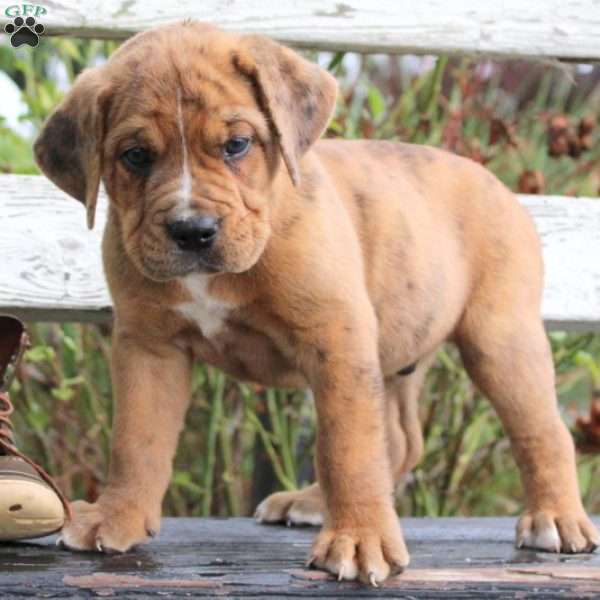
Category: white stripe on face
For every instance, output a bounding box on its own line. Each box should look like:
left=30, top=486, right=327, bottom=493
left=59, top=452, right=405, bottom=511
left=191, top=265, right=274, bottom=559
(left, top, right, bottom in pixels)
left=176, top=88, right=192, bottom=211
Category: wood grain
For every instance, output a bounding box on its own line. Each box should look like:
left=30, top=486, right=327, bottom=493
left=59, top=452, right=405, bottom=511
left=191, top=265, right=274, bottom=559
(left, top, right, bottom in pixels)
left=0, top=175, right=110, bottom=322
left=0, top=517, right=598, bottom=597
left=1, top=175, right=599, bottom=328
left=1, top=0, right=599, bottom=60
left=523, top=195, right=600, bottom=331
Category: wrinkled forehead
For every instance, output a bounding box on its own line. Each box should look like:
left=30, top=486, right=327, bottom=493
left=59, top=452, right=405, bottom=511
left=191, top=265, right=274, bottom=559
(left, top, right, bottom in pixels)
left=103, top=25, right=262, bottom=134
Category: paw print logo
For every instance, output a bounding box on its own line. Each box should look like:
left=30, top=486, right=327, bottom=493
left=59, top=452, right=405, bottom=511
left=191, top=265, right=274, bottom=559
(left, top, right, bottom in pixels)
left=4, top=16, right=45, bottom=48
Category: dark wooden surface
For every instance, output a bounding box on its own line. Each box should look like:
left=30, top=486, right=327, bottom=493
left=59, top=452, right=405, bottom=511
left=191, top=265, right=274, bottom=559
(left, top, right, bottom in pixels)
left=1, top=517, right=599, bottom=598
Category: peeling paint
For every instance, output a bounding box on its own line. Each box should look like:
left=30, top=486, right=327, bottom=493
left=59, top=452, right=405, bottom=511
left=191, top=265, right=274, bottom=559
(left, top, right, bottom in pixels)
left=112, top=0, right=136, bottom=19
left=314, top=2, right=354, bottom=18
left=64, top=573, right=221, bottom=589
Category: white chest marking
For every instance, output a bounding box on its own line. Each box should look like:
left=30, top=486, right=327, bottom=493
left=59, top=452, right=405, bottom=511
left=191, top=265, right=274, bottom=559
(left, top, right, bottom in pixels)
left=176, top=88, right=193, bottom=214
left=177, top=275, right=230, bottom=339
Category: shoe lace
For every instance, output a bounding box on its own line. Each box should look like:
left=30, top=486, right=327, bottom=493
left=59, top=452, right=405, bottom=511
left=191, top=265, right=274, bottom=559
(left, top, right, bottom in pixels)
left=0, top=390, right=16, bottom=447
left=0, top=317, right=71, bottom=521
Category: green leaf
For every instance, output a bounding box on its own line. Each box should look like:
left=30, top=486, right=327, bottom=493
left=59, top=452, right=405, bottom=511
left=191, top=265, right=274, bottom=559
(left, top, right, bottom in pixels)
left=367, top=85, right=386, bottom=121
left=327, top=51, right=345, bottom=72
left=25, top=345, right=55, bottom=363
left=51, top=386, right=75, bottom=402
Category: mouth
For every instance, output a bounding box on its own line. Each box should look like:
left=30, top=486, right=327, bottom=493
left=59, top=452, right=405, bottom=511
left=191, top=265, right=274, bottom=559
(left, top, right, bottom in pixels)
left=175, top=244, right=224, bottom=275
left=194, top=255, right=222, bottom=274
left=139, top=247, right=223, bottom=281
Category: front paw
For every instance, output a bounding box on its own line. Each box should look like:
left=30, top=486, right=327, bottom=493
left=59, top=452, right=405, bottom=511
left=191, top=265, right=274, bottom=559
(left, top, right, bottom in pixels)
left=59, top=498, right=159, bottom=553
left=517, top=509, right=599, bottom=553
left=308, top=512, right=409, bottom=585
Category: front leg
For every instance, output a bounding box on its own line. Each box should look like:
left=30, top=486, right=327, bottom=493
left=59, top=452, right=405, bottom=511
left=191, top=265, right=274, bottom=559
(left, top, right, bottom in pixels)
left=301, top=318, right=409, bottom=584
left=60, top=330, right=191, bottom=553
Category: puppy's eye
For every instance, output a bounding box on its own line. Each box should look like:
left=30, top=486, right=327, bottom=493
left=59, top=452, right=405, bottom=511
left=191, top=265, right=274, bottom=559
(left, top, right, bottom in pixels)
left=223, top=136, right=251, bottom=160
left=121, top=147, right=153, bottom=173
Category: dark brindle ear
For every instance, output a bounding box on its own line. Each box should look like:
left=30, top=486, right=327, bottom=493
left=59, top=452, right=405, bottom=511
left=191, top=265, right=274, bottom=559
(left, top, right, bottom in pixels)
left=234, top=35, right=338, bottom=185
left=34, top=68, right=108, bottom=230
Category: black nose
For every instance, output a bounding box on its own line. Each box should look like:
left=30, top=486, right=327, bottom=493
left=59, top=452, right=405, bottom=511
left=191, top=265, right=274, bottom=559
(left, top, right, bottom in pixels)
left=166, top=216, right=220, bottom=251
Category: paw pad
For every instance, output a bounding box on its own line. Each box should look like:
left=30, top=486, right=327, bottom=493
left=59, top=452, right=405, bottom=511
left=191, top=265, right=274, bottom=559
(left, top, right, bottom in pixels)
left=4, top=16, right=45, bottom=48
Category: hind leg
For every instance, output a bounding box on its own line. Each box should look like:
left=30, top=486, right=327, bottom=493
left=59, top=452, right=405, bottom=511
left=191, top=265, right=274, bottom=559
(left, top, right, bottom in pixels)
left=255, top=359, right=431, bottom=526
left=458, top=311, right=599, bottom=553
left=385, top=356, right=434, bottom=485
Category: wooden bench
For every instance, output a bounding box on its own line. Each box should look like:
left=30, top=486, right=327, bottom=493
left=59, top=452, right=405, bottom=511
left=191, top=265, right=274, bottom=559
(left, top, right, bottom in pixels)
left=1, top=1, right=599, bottom=596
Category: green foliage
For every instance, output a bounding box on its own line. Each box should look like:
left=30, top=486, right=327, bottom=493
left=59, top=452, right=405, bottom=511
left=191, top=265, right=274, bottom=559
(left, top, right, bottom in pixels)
left=2, top=39, right=599, bottom=517
left=0, top=120, right=34, bottom=172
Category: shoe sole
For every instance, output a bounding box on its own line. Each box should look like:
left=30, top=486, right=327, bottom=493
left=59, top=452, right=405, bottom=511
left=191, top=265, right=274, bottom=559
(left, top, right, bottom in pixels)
left=0, top=478, right=65, bottom=540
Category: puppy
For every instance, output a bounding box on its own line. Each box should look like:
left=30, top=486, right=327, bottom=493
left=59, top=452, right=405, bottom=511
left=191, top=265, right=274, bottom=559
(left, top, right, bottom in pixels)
left=34, top=22, right=599, bottom=584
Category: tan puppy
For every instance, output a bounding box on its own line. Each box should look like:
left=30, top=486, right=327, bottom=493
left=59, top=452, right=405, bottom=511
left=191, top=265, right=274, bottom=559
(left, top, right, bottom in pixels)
left=34, top=22, right=598, bottom=584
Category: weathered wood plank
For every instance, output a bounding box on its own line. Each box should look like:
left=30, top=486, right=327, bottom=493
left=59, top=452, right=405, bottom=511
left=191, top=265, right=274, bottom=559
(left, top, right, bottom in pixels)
left=522, top=195, right=600, bottom=331
left=1, top=175, right=599, bottom=329
left=0, top=175, right=111, bottom=322
left=0, top=517, right=599, bottom=597
left=2, top=1, right=600, bottom=60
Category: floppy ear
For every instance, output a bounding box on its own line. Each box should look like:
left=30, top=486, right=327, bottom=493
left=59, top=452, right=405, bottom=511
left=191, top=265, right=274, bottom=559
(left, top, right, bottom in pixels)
left=34, top=68, right=108, bottom=230
left=233, top=35, right=337, bottom=185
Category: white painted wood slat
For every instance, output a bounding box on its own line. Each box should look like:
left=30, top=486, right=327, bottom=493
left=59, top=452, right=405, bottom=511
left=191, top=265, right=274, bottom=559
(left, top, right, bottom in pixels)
left=1, top=1, right=599, bottom=61
left=0, top=175, right=598, bottom=329
left=0, top=175, right=111, bottom=322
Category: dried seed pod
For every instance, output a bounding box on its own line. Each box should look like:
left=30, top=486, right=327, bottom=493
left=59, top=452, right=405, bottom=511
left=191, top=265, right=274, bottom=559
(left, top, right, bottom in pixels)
left=593, top=397, right=600, bottom=422
left=549, top=114, right=569, bottom=133
left=547, top=115, right=571, bottom=158
left=579, top=115, right=596, bottom=136
left=417, top=117, right=431, bottom=137
left=576, top=398, right=600, bottom=453
left=518, top=170, right=545, bottom=194
left=580, top=133, right=593, bottom=151
left=466, top=138, right=486, bottom=164
left=489, top=118, right=515, bottom=146
left=360, top=118, right=375, bottom=139
left=567, top=129, right=582, bottom=158
left=549, top=134, right=569, bottom=157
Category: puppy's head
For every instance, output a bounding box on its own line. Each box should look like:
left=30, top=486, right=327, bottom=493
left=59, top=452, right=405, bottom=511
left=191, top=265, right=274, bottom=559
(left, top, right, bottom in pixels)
left=34, top=22, right=337, bottom=280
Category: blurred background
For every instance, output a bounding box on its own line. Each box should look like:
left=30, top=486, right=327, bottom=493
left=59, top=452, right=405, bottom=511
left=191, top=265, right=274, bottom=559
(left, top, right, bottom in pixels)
left=1, top=37, right=599, bottom=518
